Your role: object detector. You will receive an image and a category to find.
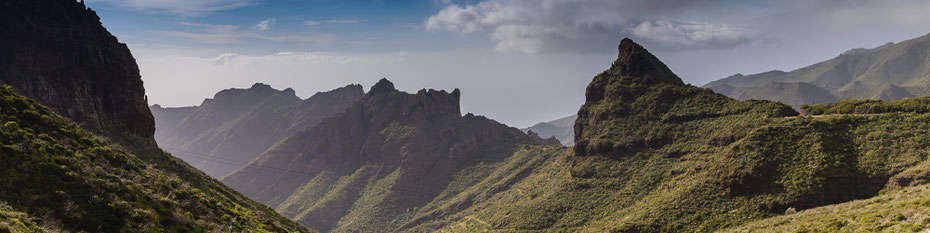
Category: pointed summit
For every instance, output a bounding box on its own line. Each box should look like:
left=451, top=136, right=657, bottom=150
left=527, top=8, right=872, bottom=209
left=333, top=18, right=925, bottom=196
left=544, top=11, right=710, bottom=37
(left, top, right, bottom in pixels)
left=369, top=78, right=396, bottom=94
left=610, top=38, right=683, bottom=86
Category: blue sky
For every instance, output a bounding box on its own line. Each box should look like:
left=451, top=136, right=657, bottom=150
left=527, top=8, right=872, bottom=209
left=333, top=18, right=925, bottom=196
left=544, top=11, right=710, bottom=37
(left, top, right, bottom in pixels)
left=83, top=0, right=930, bottom=127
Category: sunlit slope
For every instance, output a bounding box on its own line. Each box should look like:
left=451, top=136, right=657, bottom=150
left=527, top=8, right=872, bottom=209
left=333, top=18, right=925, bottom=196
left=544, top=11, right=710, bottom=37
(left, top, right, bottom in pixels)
left=395, top=39, right=930, bottom=232
left=0, top=86, right=311, bottom=232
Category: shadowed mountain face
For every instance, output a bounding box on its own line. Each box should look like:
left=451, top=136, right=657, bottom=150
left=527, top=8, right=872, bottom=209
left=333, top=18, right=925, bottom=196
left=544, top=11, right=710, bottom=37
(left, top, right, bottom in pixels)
left=151, top=83, right=364, bottom=177
left=0, top=0, right=155, bottom=146
left=222, top=78, right=544, bottom=232
left=0, top=0, right=310, bottom=231
left=704, top=33, right=930, bottom=106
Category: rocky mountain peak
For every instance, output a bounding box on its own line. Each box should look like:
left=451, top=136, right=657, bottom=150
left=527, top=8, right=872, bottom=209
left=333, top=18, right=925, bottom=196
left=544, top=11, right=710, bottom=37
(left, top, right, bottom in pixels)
left=358, top=80, right=462, bottom=129
left=369, top=78, right=396, bottom=94
left=610, top=38, right=684, bottom=86
left=251, top=82, right=273, bottom=89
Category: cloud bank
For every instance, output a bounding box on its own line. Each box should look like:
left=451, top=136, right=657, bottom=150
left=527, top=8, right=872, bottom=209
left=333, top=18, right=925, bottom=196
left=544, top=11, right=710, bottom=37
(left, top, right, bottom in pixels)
left=426, top=0, right=760, bottom=54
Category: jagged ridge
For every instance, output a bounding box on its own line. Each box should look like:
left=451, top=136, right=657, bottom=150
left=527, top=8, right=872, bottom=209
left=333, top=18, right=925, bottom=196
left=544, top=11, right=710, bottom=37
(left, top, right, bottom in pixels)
left=222, top=78, right=545, bottom=232
left=152, top=83, right=364, bottom=177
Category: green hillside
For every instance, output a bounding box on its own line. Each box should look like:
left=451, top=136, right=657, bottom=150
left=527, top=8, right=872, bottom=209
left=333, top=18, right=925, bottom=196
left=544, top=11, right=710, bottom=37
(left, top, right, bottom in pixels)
left=726, top=184, right=930, bottom=232
left=0, top=85, right=310, bottom=232
left=386, top=39, right=930, bottom=232
left=728, top=82, right=837, bottom=108
left=704, top=33, right=930, bottom=106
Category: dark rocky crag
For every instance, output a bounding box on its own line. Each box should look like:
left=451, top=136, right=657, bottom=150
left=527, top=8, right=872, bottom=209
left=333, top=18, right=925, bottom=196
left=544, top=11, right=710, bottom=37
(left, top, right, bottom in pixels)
left=152, top=83, right=364, bottom=177
left=573, top=38, right=795, bottom=157
left=0, top=0, right=155, bottom=146
left=0, top=1, right=312, bottom=231
left=222, top=78, right=543, bottom=232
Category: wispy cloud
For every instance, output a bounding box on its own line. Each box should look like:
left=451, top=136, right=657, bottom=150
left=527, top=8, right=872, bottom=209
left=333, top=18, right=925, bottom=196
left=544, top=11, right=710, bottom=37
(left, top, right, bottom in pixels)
left=251, top=19, right=276, bottom=31
left=204, top=52, right=357, bottom=66
left=166, top=21, right=338, bottom=44
left=87, top=0, right=256, bottom=16
left=304, top=19, right=362, bottom=26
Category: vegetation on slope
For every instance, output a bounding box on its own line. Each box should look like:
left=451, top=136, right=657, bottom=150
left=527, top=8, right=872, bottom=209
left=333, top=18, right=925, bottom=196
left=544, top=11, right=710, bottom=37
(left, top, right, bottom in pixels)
left=389, top=39, right=930, bottom=232
left=223, top=79, right=553, bottom=232
left=704, top=33, right=930, bottom=106
left=0, top=203, right=47, bottom=233
left=727, top=184, right=930, bottom=232
left=802, top=97, right=930, bottom=115
left=0, top=86, right=310, bottom=232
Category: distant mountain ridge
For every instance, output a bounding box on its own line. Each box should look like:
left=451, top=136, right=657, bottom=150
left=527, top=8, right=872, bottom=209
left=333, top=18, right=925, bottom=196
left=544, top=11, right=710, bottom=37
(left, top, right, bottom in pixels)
left=151, top=83, right=364, bottom=177
left=704, top=33, right=930, bottom=107
left=222, top=78, right=548, bottom=232
left=522, top=114, right=576, bottom=146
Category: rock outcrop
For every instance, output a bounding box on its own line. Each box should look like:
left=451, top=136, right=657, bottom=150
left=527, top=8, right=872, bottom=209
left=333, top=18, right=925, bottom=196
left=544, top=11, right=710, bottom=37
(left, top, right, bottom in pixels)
left=0, top=0, right=155, bottom=146
left=573, top=38, right=795, bottom=156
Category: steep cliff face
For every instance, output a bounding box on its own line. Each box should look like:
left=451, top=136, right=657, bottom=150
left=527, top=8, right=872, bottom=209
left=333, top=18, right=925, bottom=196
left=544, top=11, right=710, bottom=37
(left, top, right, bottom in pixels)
left=0, top=0, right=155, bottom=146
left=152, top=83, right=364, bottom=177
left=0, top=1, right=313, bottom=231
left=222, top=79, right=542, bottom=232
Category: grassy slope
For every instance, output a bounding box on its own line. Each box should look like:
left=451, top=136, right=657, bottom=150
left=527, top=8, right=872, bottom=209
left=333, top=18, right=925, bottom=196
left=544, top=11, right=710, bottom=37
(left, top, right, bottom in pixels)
left=726, top=184, right=930, bottom=233
left=394, top=40, right=930, bottom=232
left=0, top=86, right=310, bottom=232
left=0, top=203, right=47, bottom=233
left=413, top=95, right=930, bottom=233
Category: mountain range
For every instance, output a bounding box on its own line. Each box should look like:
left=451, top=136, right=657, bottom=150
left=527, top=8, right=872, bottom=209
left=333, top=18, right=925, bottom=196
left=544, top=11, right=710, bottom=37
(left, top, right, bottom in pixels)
left=221, top=78, right=555, bottom=232
left=150, top=83, right=363, bottom=177
left=7, top=0, right=930, bottom=232
left=704, top=33, right=930, bottom=108
left=0, top=0, right=309, bottom=231
left=215, top=38, right=930, bottom=232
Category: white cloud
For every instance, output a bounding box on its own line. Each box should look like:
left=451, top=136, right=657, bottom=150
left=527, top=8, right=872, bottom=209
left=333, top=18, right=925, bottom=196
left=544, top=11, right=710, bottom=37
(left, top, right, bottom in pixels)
left=426, top=0, right=760, bottom=53
left=205, top=52, right=356, bottom=66
left=251, top=19, right=276, bottom=31
left=87, top=0, right=255, bottom=16
left=304, top=19, right=362, bottom=26
left=628, top=21, right=758, bottom=50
